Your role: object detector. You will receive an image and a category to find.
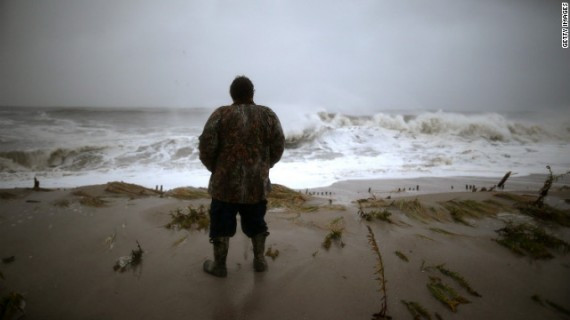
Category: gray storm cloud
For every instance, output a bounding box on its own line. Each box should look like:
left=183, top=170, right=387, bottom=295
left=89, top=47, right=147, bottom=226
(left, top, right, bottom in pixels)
left=1, top=0, right=568, bottom=113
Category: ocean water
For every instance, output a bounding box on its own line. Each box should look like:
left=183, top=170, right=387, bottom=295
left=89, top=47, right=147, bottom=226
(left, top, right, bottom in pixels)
left=0, top=106, right=569, bottom=189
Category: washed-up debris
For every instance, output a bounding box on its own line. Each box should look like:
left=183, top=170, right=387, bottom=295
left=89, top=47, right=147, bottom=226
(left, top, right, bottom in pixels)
left=113, top=241, right=143, bottom=273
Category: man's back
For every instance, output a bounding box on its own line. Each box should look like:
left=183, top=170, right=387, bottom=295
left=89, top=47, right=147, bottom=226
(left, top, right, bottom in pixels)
left=199, top=103, right=284, bottom=204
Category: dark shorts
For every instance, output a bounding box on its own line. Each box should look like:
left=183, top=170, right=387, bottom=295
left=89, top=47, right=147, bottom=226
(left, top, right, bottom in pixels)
left=209, top=198, right=268, bottom=238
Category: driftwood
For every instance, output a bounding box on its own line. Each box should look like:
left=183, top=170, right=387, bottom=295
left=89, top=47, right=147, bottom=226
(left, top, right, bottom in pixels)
left=497, top=171, right=512, bottom=190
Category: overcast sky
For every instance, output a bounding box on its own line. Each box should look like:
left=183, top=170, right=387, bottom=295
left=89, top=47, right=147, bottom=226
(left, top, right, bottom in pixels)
left=1, top=0, right=569, bottom=113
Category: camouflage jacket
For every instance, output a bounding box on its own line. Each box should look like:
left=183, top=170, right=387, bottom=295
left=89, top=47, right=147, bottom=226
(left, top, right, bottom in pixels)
left=199, top=103, right=285, bottom=204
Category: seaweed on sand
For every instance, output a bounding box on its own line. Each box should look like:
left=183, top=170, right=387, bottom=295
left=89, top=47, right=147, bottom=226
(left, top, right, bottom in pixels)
left=366, top=226, right=391, bottom=319
left=428, top=227, right=456, bottom=236
left=394, top=251, right=409, bottom=262
left=427, top=276, right=470, bottom=312
left=165, top=205, right=210, bottom=231
left=265, top=247, right=280, bottom=261
left=113, top=241, right=144, bottom=272
left=322, top=217, right=345, bottom=250
left=436, top=265, right=481, bottom=297
left=401, top=300, right=432, bottom=320
left=494, top=222, right=570, bottom=259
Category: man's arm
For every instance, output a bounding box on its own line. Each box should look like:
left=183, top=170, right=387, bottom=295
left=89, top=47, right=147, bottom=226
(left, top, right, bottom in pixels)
left=267, top=110, right=285, bottom=168
left=199, top=109, right=222, bottom=172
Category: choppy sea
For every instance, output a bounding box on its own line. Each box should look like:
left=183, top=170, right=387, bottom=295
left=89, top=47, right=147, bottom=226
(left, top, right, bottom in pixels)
left=1, top=106, right=569, bottom=189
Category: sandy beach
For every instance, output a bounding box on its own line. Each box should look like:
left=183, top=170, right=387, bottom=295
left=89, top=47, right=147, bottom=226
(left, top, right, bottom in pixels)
left=1, top=175, right=569, bottom=320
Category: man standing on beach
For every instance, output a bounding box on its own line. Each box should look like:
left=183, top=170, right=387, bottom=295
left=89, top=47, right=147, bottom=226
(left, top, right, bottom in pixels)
left=198, top=76, right=285, bottom=277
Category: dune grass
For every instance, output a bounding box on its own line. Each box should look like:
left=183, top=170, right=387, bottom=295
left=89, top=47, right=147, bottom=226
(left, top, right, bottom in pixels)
left=494, top=222, right=570, bottom=259
left=359, top=207, right=393, bottom=223
left=440, top=199, right=505, bottom=226
left=72, top=190, right=107, bottom=207
left=436, top=265, right=481, bottom=297
left=401, top=300, right=432, bottom=320
left=105, top=181, right=161, bottom=197
left=427, top=276, right=470, bottom=312
left=267, top=184, right=310, bottom=210
left=164, top=187, right=209, bottom=200
left=322, top=217, right=346, bottom=250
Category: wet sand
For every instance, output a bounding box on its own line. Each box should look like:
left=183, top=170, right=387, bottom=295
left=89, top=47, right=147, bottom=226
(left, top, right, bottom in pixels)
left=1, top=176, right=569, bottom=319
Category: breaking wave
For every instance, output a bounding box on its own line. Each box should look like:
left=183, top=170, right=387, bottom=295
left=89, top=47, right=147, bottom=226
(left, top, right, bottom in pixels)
left=283, top=111, right=564, bottom=148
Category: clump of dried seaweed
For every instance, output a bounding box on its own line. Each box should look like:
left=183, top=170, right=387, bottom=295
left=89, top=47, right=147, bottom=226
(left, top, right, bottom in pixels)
left=322, top=217, right=346, bottom=250
left=265, top=247, right=280, bottom=261
left=427, top=276, right=470, bottom=312
left=494, top=221, right=570, bottom=259
left=366, top=226, right=391, bottom=319
left=401, top=300, right=432, bottom=320
left=436, top=264, right=481, bottom=297
left=165, top=205, right=210, bottom=231
left=394, top=251, right=409, bottom=262
left=113, top=241, right=144, bottom=273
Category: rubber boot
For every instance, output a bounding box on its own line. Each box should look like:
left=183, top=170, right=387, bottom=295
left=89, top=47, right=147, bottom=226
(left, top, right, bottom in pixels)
left=203, top=237, right=229, bottom=277
left=252, top=232, right=269, bottom=272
